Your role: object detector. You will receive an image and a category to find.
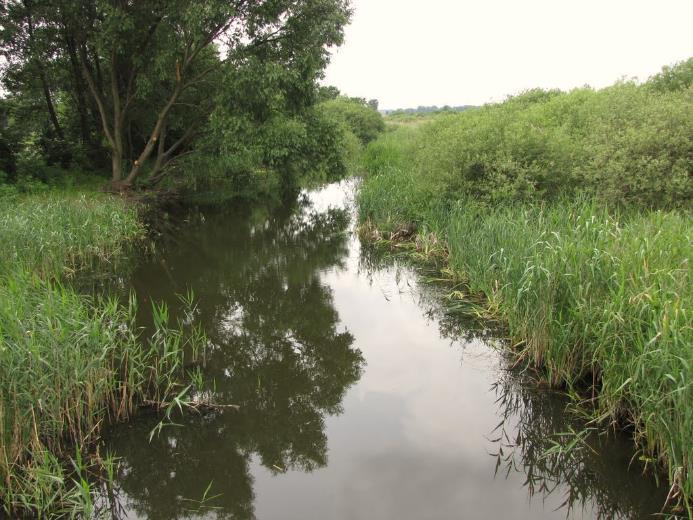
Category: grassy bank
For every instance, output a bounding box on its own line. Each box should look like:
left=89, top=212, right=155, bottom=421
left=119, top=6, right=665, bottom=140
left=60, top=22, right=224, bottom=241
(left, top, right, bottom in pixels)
left=358, top=62, right=692, bottom=514
left=0, top=190, right=204, bottom=516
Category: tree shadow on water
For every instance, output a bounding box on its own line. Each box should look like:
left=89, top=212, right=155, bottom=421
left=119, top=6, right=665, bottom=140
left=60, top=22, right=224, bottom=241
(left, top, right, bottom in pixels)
left=489, top=371, right=669, bottom=519
left=102, top=198, right=363, bottom=519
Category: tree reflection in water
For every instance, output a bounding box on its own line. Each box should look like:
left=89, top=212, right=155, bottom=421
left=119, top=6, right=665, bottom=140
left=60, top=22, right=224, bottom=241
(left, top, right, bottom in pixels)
left=101, top=186, right=667, bottom=520
left=489, top=371, right=668, bottom=519
left=104, top=195, right=364, bottom=519
left=358, top=247, right=668, bottom=519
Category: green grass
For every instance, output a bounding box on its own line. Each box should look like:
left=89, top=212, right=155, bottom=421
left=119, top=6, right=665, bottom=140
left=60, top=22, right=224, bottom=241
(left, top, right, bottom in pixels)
left=357, top=63, right=693, bottom=514
left=444, top=201, right=691, bottom=497
left=0, top=189, right=204, bottom=516
left=0, top=191, right=143, bottom=276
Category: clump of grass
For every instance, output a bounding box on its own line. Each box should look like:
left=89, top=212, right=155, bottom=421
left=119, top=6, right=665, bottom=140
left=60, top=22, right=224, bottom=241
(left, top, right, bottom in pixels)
left=0, top=191, right=143, bottom=277
left=357, top=60, right=693, bottom=513
left=0, top=190, right=205, bottom=516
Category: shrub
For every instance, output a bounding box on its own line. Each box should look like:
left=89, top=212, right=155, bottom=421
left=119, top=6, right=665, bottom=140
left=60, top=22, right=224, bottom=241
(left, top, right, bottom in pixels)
left=318, top=97, right=386, bottom=146
left=376, top=79, right=692, bottom=209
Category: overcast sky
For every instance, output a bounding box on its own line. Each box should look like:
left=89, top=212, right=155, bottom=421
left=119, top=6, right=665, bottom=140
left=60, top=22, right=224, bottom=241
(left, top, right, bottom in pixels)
left=323, top=0, right=693, bottom=110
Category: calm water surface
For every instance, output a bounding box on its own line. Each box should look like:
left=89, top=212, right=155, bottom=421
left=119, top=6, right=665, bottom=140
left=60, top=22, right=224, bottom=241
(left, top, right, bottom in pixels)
left=104, top=181, right=666, bottom=519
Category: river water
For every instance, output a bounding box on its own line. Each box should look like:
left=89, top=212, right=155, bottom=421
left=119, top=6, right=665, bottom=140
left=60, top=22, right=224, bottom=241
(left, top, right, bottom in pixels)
left=103, top=181, right=666, bottom=519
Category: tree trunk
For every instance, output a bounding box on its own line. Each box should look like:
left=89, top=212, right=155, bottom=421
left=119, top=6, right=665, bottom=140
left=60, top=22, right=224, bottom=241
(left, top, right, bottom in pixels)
left=37, top=65, right=64, bottom=139
left=78, top=43, right=127, bottom=189
left=111, top=115, right=125, bottom=187
left=25, top=2, right=63, bottom=139
left=64, top=32, right=91, bottom=145
left=122, top=83, right=182, bottom=186
left=111, top=152, right=123, bottom=186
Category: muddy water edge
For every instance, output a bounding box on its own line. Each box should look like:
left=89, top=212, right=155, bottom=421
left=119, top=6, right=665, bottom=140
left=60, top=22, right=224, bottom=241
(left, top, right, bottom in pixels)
left=98, top=181, right=668, bottom=519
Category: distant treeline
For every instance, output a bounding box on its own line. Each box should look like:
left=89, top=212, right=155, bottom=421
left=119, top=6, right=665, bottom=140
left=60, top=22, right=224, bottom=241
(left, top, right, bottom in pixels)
left=382, top=105, right=476, bottom=116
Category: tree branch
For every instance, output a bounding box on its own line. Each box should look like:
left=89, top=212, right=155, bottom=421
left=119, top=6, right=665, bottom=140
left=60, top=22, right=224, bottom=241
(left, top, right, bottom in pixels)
left=78, top=44, right=115, bottom=148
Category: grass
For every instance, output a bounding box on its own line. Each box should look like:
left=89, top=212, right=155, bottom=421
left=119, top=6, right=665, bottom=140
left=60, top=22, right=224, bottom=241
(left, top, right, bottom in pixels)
left=443, top=201, right=691, bottom=502
left=0, top=191, right=143, bottom=276
left=357, top=63, right=693, bottom=514
left=0, top=189, right=205, bottom=516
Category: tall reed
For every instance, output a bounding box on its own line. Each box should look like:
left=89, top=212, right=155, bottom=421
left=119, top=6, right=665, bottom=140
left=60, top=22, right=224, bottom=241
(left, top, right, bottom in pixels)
left=357, top=71, right=693, bottom=511
left=0, top=190, right=205, bottom=516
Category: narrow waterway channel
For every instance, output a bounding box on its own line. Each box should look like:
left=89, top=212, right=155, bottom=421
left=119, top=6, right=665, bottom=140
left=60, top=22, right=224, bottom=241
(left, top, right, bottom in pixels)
left=103, top=181, right=666, bottom=519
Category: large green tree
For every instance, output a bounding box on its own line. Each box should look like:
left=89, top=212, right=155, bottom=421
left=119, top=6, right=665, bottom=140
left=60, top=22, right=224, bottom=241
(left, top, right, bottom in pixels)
left=1, top=0, right=351, bottom=189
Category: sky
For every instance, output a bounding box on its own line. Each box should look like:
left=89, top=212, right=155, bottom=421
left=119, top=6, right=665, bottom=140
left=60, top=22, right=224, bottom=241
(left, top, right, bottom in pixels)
left=323, top=0, right=693, bottom=110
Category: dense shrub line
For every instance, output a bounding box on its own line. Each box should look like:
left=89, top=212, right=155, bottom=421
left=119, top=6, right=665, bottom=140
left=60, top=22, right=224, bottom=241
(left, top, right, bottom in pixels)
left=358, top=60, right=692, bottom=513
left=366, top=60, right=691, bottom=209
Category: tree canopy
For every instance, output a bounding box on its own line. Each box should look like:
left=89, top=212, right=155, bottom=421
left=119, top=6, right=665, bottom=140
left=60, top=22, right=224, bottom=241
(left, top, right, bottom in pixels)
left=0, top=0, right=352, bottom=189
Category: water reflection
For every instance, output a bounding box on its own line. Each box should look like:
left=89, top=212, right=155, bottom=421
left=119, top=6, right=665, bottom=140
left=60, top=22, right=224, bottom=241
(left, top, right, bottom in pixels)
left=102, top=182, right=667, bottom=520
left=107, top=194, right=363, bottom=519
left=355, top=239, right=666, bottom=518
left=490, top=372, right=667, bottom=519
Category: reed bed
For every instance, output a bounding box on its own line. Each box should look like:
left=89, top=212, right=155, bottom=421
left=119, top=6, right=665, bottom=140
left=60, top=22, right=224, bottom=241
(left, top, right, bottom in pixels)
left=0, top=191, right=143, bottom=277
left=444, top=201, right=691, bottom=505
left=357, top=68, right=693, bottom=513
left=0, top=191, right=203, bottom=516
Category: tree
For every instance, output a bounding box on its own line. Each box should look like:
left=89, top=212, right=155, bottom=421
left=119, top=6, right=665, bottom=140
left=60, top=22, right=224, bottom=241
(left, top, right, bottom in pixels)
left=318, top=96, right=385, bottom=146
left=646, top=57, right=693, bottom=93
left=317, top=84, right=341, bottom=101
left=1, top=0, right=352, bottom=189
left=0, top=0, right=65, bottom=140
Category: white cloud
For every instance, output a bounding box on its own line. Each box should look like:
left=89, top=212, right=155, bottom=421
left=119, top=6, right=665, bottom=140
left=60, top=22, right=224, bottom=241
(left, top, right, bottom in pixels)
left=324, top=0, right=693, bottom=109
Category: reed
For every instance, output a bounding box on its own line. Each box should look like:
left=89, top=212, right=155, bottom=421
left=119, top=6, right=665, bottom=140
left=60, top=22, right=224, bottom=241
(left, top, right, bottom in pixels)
left=357, top=75, right=692, bottom=513
left=0, top=191, right=143, bottom=277
left=443, top=200, right=691, bottom=508
left=0, top=190, right=204, bottom=516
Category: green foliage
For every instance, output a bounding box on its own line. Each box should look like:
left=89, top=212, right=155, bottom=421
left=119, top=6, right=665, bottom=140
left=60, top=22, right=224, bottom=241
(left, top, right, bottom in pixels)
left=646, top=57, right=693, bottom=93
left=385, top=104, right=476, bottom=120
left=186, top=89, right=382, bottom=202
left=318, top=96, right=386, bottom=146
left=1, top=0, right=352, bottom=189
left=15, top=131, right=46, bottom=178
left=443, top=201, right=692, bottom=512
left=316, top=85, right=341, bottom=102
left=0, top=192, right=207, bottom=516
left=0, top=192, right=142, bottom=276
left=360, top=125, right=421, bottom=176
left=376, top=75, right=691, bottom=209
left=357, top=60, right=693, bottom=511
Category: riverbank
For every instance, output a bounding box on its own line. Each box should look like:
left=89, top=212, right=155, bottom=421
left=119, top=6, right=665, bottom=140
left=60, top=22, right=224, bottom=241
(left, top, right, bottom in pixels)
left=0, top=189, right=205, bottom=516
left=94, top=180, right=667, bottom=518
left=357, top=70, right=692, bottom=514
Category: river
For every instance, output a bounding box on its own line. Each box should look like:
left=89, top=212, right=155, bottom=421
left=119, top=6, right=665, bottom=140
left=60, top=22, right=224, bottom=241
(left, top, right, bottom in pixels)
left=102, top=180, right=666, bottom=519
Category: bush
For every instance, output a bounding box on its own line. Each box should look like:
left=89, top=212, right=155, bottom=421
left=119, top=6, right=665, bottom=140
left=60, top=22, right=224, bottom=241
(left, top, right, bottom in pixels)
left=646, top=57, right=693, bottom=93
left=318, top=97, right=385, bottom=146
left=379, top=80, right=691, bottom=209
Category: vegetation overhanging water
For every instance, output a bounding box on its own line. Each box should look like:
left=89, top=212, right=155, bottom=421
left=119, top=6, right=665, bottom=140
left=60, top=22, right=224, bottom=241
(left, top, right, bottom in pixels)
left=97, top=181, right=670, bottom=519
left=0, top=6, right=690, bottom=512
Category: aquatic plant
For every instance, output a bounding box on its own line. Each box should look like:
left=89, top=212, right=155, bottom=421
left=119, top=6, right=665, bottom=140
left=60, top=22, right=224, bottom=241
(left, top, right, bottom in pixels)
left=356, top=65, right=693, bottom=513
left=0, top=191, right=206, bottom=516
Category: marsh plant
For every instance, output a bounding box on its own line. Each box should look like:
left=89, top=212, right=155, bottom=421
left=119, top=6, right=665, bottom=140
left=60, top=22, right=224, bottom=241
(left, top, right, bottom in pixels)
left=357, top=60, right=692, bottom=513
left=0, top=191, right=208, bottom=516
